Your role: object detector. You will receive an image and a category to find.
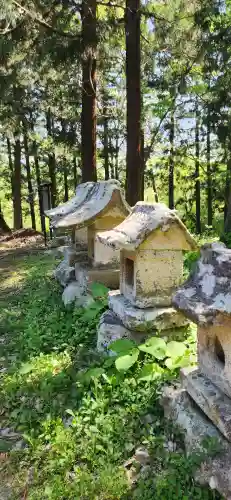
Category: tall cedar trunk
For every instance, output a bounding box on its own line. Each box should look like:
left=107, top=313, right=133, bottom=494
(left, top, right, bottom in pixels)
left=109, top=136, right=114, bottom=179
left=7, top=138, right=14, bottom=202
left=115, top=135, right=119, bottom=180
left=33, top=141, right=44, bottom=231
left=46, top=108, right=57, bottom=207
left=23, top=129, right=36, bottom=229
left=224, top=151, right=231, bottom=233
left=125, top=0, right=141, bottom=205
left=63, top=161, right=69, bottom=202
left=207, top=109, right=212, bottom=226
left=0, top=210, right=11, bottom=233
left=73, top=157, right=78, bottom=189
left=195, top=101, right=201, bottom=234
left=169, top=108, right=175, bottom=209
left=103, top=104, right=109, bottom=180
left=13, top=136, right=22, bottom=229
left=140, top=129, right=145, bottom=201
left=151, top=171, right=159, bottom=203
left=81, top=0, right=97, bottom=182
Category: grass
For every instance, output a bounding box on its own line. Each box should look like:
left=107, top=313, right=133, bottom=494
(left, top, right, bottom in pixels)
left=0, top=252, right=222, bottom=499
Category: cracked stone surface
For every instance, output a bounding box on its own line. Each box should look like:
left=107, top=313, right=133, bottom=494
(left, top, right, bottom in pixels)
left=173, top=242, right=231, bottom=324
left=97, top=310, right=147, bottom=352
left=108, top=290, right=188, bottom=332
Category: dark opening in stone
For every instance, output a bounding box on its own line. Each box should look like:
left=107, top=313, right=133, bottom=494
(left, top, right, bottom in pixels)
left=214, top=336, right=225, bottom=367
left=125, top=258, right=134, bottom=287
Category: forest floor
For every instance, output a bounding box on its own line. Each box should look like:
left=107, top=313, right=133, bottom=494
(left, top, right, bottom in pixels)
left=0, top=245, right=222, bottom=499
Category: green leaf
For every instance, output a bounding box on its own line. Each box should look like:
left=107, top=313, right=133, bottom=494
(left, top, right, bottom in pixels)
left=138, top=337, right=167, bottom=359
left=89, top=282, right=109, bottom=298
left=166, top=341, right=187, bottom=359
left=19, top=362, right=33, bottom=375
left=84, top=367, right=105, bottom=380
left=115, top=348, right=139, bottom=372
left=109, top=338, right=136, bottom=354
left=137, top=363, right=164, bottom=381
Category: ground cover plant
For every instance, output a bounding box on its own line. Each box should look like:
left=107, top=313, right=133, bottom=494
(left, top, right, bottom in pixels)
left=0, top=251, right=222, bottom=499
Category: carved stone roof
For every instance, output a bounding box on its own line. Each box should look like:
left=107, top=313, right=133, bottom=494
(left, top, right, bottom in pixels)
left=46, top=180, right=130, bottom=229
left=173, top=242, right=231, bottom=324
left=45, top=182, right=95, bottom=227
left=97, top=202, right=197, bottom=251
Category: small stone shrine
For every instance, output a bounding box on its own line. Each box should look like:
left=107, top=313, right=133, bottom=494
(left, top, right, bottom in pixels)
left=45, top=181, right=95, bottom=249
left=47, top=180, right=130, bottom=303
left=162, top=242, right=231, bottom=498
left=96, top=202, right=197, bottom=351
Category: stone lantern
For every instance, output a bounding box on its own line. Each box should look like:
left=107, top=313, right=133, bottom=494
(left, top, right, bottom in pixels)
left=47, top=180, right=131, bottom=300
left=96, top=202, right=197, bottom=350
left=161, top=242, right=231, bottom=498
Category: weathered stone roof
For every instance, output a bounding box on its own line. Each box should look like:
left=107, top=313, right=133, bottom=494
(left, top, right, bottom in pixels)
left=97, top=202, right=197, bottom=251
left=45, top=182, right=95, bottom=227
left=46, top=180, right=130, bottom=229
left=173, top=242, right=231, bottom=324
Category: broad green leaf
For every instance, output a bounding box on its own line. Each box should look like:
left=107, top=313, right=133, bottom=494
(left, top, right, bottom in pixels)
left=109, top=338, right=136, bottom=354
left=166, top=341, right=187, bottom=359
left=115, top=348, right=139, bottom=372
left=84, top=367, right=105, bottom=380
left=19, top=362, right=33, bottom=375
left=138, top=337, right=167, bottom=359
left=89, top=282, right=109, bottom=298
left=137, top=363, right=164, bottom=381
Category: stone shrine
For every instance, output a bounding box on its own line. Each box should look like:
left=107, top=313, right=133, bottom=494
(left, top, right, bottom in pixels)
left=45, top=181, right=95, bottom=249
left=47, top=180, right=130, bottom=303
left=97, top=202, right=197, bottom=351
left=162, top=242, right=231, bottom=498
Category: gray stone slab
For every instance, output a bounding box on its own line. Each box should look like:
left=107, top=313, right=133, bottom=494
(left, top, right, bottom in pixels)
left=53, top=261, right=75, bottom=287
left=181, top=367, right=231, bottom=442
left=108, top=290, right=188, bottom=332
left=97, top=310, right=147, bottom=352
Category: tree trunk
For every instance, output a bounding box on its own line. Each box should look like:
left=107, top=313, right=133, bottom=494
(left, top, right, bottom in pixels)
left=125, top=0, right=141, bottom=205
left=115, top=135, right=119, bottom=180
left=195, top=101, right=201, bottom=234
left=0, top=206, right=11, bottom=233
left=81, top=0, right=97, bottom=182
left=151, top=171, right=159, bottom=203
left=23, top=129, right=36, bottom=229
left=207, top=109, right=212, bottom=226
left=63, top=161, right=68, bottom=202
left=13, top=136, right=22, bottom=229
left=103, top=104, right=109, bottom=180
left=73, top=156, right=78, bottom=189
left=140, top=129, right=145, bottom=201
left=33, top=141, right=43, bottom=231
left=7, top=137, right=14, bottom=202
left=46, top=108, right=57, bottom=207
left=169, top=108, right=175, bottom=209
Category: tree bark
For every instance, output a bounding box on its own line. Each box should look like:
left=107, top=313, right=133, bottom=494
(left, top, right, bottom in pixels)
left=46, top=108, right=57, bottom=207
left=169, top=108, right=175, bottom=209
left=103, top=104, right=109, bottom=180
left=33, top=141, right=43, bottom=231
left=63, top=161, right=68, bottom=202
left=0, top=206, right=11, bottom=233
left=81, top=0, right=97, bottom=182
left=13, top=136, right=22, bottom=229
left=207, top=109, right=212, bottom=226
left=115, top=135, right=119, bottom=180
left=125, top=0, right=141, bottom=205
left=6, top=137, right=14, bottom=202
left=140, top=129, right=145, bottom=201
left=73, top=156, right=78, bottom=190
left=195, top=101, right=201, bottom=234
left=23, top=129, right=36, bottom=229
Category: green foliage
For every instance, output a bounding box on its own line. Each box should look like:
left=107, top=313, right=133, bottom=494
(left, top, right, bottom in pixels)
left=0, top=253, right=220, bottom=499
left=109, top=330, right=197, bottom=375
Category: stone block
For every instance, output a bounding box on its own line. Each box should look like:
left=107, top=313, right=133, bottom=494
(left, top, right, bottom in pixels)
left=53, top=261, right=75, bottom=287
left=62, top=282, right=94, bottom=308
left=161, top=385, right=226, bottom=454
left=108, top=290, right=188, bottom=332
left=97, top=310, right=146, bottom=352
left=75, top=263, right=120, bottom=290
left=181, top=367, right=231, bottom=442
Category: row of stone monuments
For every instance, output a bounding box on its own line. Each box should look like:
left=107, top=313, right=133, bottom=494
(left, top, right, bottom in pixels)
left=46, top=180, right=231, bottom=497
